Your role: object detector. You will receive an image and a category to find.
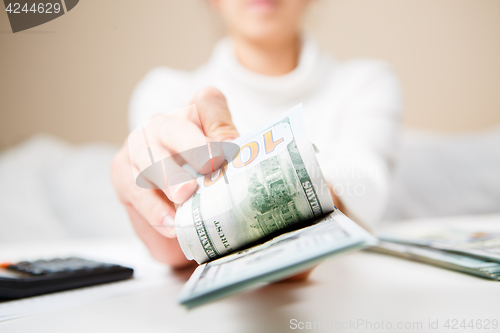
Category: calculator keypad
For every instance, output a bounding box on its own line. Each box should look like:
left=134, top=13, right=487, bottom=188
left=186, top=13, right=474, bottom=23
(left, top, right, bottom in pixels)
left=7, top=258, right=116, bottom=276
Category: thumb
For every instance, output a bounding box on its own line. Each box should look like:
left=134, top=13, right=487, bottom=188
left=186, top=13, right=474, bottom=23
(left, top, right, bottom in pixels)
left=191, top=87, right=239, bottom=141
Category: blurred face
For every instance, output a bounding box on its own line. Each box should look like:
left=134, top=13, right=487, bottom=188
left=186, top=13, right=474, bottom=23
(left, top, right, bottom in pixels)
left=210, top=0, right=312, bottom=44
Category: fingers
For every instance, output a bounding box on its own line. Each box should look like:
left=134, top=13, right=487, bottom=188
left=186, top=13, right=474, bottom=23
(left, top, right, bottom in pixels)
left=161, top=165, right=198, bottom=204
left=112, top=145, right=178, bottom=235
left=112, top=143, right=194, bottom=268
left=129, top=113, right=202, bottom=203
left=278, top=267, right=316, bottom=283
left=190, top=87, right=240, bottom=142
left=153, top=115, right=225, bottom=175
left=138, top=110, right=209, bottom=173
left=113, top=88, right=240, bottom=269
left=130, top=92, right=237, bottom=204
left=129, top=187, right=177, bottom=238
left=125, top=204, right=194, bottom=268
left=133, top=153, right=198, bottom=205
left=125, top=87, right=238, bottom=210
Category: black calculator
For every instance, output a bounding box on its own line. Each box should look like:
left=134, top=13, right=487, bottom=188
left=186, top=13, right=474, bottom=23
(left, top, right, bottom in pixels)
left=0, top=257, right=134, bottom=300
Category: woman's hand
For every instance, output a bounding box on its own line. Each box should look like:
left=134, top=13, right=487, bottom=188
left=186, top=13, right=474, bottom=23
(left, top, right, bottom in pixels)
left=111, top=87, right=239, bottom=269
left=112, top=86, right=317, bottom=280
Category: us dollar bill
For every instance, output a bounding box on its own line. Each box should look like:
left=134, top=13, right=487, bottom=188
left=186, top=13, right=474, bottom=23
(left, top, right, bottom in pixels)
left=175, top=105, right=334, bottom=264
left=369, top=241, right=500, bottom=280
left=178, top=210, right=377, bottom=308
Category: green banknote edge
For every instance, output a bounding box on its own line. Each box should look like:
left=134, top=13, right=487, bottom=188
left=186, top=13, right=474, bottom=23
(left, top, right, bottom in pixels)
left=191, top=115, right=324, bottom=262
left=369, top=242, right=500, bottom=281
left=179, top=235, right=373, bottom=309
left=192, top=193, right=220, bottom=260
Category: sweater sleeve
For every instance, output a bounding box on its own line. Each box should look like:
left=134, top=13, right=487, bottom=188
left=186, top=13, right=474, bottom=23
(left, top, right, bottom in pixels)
left=317, top=60, right=403, bottom=229
left=128, top=67, right=193, bottom=131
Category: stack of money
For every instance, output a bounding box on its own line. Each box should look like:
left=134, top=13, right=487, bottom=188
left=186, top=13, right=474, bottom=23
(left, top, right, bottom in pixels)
left=175, top=104, right=335, bottom=264
left=173, top=105, right=377, bottom=307
left=371, top=228, right=500, bottom=280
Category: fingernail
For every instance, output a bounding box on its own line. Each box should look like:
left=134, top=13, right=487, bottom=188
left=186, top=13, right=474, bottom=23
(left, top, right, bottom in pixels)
left=193, top=146, right=212, bottom=169
left=209, top=143, right=223, bottom=158
left=162, top=215, right=177, bottom=238
left=193, top=145, right=223, bottom=169
left=168, top=171, right=194, bottom=187
left=169, top=182, right=188, bottom=197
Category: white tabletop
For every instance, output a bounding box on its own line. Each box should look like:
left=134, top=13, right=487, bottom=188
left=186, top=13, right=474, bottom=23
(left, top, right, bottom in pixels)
left=2, top=214, right=500, bottom=333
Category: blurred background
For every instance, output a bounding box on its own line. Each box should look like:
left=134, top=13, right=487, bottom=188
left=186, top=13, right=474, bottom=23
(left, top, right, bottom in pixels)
left=1, top=0, right=500, bottom=148
left=0, top=0, right=499, bottom=242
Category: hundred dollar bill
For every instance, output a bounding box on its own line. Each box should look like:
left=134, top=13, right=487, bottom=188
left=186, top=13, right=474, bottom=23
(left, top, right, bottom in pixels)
left=175, top=104, right=334, bottom=264
left=178, top=210, right=377, bottom=308
left=379, top=228, right=500, bottom=263
left=369, top=241, right=500, bottom=280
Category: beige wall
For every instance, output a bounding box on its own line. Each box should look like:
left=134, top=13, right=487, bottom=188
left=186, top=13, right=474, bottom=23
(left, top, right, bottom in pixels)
left=1, top=0, right=499, bottom=150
